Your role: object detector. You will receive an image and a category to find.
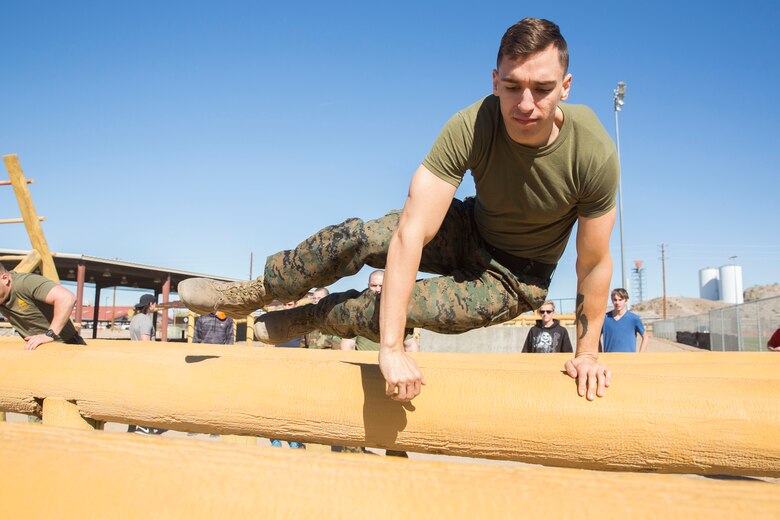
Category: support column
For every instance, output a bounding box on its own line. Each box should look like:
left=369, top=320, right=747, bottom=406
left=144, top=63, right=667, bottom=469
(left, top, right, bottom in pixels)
left=160, top=275, right=170, bottom=342
left=221, top=435, right=256, bottom=446
left=75, top=263, right=85, bottom=334
left=245, top=314, right=254, bottom=345
left=42, top=398, right=103, bottom=430
left=92, top=286, right=101, bottom=339
left=187, top=311, right=196, bottom=343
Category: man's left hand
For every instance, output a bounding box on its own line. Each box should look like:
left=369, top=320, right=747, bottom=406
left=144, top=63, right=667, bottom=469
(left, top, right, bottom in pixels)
left=23, top=334, right=55, bottom=350
left=379, top=348, right=426, bottom=401
left=564, top=354, right=611, bottom=401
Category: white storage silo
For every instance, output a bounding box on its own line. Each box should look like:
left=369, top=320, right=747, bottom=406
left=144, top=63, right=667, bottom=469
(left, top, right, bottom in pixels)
left=718, top=264, right=744, bottom=304
left=698, top=267, right=720, bottom=301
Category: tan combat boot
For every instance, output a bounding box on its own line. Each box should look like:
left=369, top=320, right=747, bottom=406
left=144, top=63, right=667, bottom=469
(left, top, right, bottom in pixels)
left=253, top=305, right=320, bottom=345
left=177, top=277, right=270, bottom=318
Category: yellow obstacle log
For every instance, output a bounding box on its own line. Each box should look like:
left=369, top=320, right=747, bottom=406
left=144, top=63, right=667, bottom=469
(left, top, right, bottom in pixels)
left=1, top=423, right=778, bottom=519
left=0, top=339, right=778, bottom=476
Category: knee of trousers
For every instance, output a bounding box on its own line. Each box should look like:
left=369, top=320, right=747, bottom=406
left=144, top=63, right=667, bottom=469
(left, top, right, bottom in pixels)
left=334, top=216, right=395, bottom=261
left=321, top=289, right=380, bottom=341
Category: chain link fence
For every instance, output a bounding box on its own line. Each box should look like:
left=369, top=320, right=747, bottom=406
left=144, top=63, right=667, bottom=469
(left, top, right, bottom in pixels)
left=651, top=295, right=780, bottom=351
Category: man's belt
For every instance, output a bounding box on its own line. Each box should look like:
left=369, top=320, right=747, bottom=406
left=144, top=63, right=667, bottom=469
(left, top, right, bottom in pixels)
left=485, top=244, right=557, bottom=281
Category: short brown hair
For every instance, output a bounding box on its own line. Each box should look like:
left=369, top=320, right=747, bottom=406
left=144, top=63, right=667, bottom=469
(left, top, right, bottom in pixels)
left=611, top=288, right=630, bottom=300
left=0, top=263, right=7, bottom=274
left=497, top=18, right=568, bottom=73
left=539, top=300, right=555, bottom=311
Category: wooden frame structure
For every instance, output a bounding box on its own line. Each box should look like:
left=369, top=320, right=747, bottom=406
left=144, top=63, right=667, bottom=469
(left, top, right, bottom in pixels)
left=1, top=154, right=57, bottom=281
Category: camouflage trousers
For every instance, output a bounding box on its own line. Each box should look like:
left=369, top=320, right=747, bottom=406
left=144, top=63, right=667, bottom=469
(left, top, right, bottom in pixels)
left=263, top=197, right=551, bottom=341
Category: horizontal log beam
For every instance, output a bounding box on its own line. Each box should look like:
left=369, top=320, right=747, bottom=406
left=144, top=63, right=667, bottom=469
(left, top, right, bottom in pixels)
left=0, top=338, right=778, bottom=476
left=1, top=422, right=778, bottom=518
left=0, top=216, right=45, bottom=225
left=0, top=178, right=34, bottom=186
left=11, top=249, right=41, bottom=274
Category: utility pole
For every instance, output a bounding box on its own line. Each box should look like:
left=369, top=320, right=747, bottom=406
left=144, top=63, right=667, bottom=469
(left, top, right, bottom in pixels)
left=249, top=252, right=254, bottom=280
left=660, top=243, right=667, bottom=320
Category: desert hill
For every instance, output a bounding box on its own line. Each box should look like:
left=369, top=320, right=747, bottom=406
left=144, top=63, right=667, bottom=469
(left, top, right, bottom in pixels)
left=744, top=283, right=780, bottom=302
left=631, top=283, right=779, bottom=320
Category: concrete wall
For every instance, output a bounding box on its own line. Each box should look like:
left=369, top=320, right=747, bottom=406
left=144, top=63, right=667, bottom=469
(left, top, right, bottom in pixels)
left=420, top=325, right=574, bottom=353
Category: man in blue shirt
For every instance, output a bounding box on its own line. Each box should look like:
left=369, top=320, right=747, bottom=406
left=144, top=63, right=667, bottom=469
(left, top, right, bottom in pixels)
left=601, top=288, right=648, bottom=353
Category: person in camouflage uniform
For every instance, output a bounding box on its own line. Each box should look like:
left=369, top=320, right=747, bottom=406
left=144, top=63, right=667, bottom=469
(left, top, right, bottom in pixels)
left=339, top=271, right=418, bottom=353
left=179, top=18, right=617, bottom=403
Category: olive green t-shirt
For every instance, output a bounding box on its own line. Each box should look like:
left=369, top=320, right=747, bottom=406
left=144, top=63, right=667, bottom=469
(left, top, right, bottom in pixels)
left=355, top=335, right=380, bottom=351
left=354, top=333, right=414, bottom=352
left=0, top=272, right=79, bottom=340
left=423, top=95, right=619, bottom=264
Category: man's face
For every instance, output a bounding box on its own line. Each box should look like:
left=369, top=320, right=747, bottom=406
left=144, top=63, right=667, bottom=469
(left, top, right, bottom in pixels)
left=612, top=295, right=627, bottom=313
left=538, top=304, right=554, bottom=325
left=492, top=45, right=571, bottom=147
left=368, top=273, right=384, bottom=294
left=0, top=273, right=12, bottom=304
left=312, top=289, right=328, bottom=304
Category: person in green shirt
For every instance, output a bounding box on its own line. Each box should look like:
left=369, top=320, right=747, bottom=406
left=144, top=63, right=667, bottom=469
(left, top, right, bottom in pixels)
left=180, top=18, right=615, bottom=403
left=0, top=264, right=85, bottom=348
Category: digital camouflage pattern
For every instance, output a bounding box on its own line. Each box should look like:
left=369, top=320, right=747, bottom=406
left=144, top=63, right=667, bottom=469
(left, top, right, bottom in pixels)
left=301, top=329, right=339, bottom=349
left=260, top=198, right=550, bottom=341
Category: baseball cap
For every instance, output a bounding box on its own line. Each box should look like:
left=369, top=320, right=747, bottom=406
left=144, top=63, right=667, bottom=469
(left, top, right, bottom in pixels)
left=136, top=294, right=157, bottom=308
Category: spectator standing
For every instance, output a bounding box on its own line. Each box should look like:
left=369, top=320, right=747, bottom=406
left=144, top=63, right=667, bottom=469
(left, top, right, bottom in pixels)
left=128, top=294, right=166, bottom=434
left=129, top=294, right=157, bottom=341
left=522, top=301, right=572, bottom=353
left=194, top=312, right=234, bottom=345
left=601, top=289, right=648, bottom=353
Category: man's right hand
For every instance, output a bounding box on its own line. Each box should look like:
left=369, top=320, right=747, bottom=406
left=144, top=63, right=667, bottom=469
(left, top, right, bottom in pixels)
left=379, top=347, right=426, bottom=401
left=23, top=334, right=54, bottom=350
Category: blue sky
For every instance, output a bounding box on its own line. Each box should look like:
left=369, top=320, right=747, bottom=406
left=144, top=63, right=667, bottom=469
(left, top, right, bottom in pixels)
left=2, top=1, right=778, bottom=310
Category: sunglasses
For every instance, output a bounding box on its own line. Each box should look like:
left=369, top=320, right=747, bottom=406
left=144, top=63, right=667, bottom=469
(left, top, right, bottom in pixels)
left=539, top=310, right=553, bottom=314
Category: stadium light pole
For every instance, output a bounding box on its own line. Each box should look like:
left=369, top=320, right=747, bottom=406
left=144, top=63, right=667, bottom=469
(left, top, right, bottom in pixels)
left=613, top=81, right=628, bottom=292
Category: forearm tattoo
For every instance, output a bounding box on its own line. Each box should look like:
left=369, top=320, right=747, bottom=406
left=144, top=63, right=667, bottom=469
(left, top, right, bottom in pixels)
left=575, top=293, right=588, bottom=340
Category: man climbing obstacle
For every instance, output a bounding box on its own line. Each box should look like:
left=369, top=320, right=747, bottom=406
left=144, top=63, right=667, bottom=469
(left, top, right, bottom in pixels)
left=179, top=18, right=617, bottom=402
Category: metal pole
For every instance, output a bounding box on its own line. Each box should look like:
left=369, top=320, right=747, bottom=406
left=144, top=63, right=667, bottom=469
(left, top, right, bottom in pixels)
left=661, top=243, right=667, bottom=320
left=613, top=82, right=627, bottom=291
left=756, top=300, right=762, bottom=351
left=730, top=256, right=741, bottom=350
